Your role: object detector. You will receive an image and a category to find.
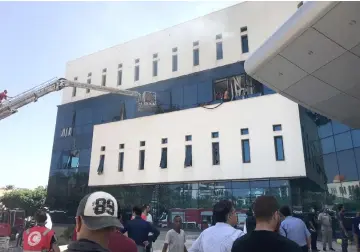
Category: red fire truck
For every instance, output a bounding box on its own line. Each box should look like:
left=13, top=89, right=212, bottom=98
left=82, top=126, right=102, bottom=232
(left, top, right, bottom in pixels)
left=0, top=208, right=25, bottom=250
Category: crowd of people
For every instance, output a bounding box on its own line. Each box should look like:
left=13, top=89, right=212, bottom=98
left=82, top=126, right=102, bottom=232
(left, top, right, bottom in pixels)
left=20, top=191, right=360, bottom=252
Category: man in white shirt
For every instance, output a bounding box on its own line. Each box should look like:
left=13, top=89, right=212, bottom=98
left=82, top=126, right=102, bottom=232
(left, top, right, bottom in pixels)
left=43, top=207, right=53, bottom=230
left=145, top=204, right=154, bottom=252
left=162, top=216, right=187, bottom=252
left=189, top=200, right=244, bottom=252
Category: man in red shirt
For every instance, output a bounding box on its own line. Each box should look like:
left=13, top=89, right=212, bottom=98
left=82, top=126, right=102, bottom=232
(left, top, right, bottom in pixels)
left=0, top=90, right=11, bottom=103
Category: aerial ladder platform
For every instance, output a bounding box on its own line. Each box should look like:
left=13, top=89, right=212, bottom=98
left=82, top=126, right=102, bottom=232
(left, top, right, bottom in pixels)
left=0, top=78, right=157, bottom=121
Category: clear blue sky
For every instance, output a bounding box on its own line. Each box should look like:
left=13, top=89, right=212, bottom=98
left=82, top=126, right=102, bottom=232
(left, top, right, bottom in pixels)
left=0, top=1, right=240, bottom=189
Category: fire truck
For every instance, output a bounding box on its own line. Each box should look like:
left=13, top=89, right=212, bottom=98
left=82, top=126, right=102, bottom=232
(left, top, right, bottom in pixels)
left=0, top=208, right=25, bottom=250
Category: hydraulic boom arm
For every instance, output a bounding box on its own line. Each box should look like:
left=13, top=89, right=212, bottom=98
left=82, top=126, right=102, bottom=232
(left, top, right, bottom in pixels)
left=0, top=77, right=150, bottom=121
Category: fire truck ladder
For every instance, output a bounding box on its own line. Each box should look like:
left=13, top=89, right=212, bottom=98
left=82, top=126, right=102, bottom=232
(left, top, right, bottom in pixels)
left=0, top=77, right=156, bottom=121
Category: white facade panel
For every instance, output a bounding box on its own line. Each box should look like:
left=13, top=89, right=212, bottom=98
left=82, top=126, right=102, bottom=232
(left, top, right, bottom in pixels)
left=89, top=94, right=306, bottom=186
left=63, top=2, right=297, bottom=104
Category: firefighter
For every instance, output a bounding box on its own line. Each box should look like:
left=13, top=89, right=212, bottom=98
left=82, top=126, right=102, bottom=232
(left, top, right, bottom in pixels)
left=22, top=210, right=60, bottom=252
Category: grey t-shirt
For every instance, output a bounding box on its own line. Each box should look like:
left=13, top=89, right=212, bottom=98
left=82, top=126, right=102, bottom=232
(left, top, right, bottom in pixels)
left=165, top=229, right=186, bottom=252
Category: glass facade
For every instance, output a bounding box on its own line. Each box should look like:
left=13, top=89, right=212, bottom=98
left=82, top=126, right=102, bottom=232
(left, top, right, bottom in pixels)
left=297, top=107, right=360, bottom=213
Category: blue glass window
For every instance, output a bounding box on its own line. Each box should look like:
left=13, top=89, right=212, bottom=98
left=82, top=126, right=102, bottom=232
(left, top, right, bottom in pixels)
left=212, top=142, right=220, bottom=165
left=323, top=153, right=340, bottom=183
left=334, top=131, right=353, bottom=151
left=241, top=128, right=249, bottom=135
left=320, top=137, right=335, bottom=154
left=212, top=132, right=219, bottom=138
left=172, top=55, right=178, bottom=72
left=118, top=152, right=124, bottom=172
left=193, top=48, right=199, bottom=66
left=273, top=124, right=282, bottom=131
left=332, top=121, right=350, bottom=135
left=102, top=74, right=106, bottom=86
left=162, top=138, right=168, bottom=144
left=139, top=150, right=145, bottom=170
left=241, top=35, right=249, bottom=53
left=117, top=70, right=122, bottom=86
left=134, top=65, right=139, bottom=81
left=216, top=42, right=223, bottom=60
left=241, top=139, right=251, bottom=163
left=184, top=145, right=192, bottom=167
left=318, top=122, right=333, bottom=139
left=337, top=149, right=359, bottom=182
left=185, top=135, right=192, bottom=141
left=160, top=148, right=167, bottom=169
left=351, top=130, right=360, bottom=148
left=97, top=155, right=105, bottom=174
left=274, top=136, right=285, bottom=161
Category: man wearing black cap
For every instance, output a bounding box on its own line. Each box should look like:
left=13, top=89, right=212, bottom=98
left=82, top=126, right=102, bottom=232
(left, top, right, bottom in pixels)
left=65, top=191, right=123, bottom=252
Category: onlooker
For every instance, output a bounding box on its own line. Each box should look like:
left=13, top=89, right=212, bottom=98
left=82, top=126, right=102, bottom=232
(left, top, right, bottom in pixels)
left=108, top=208, right=137, bottom=252
left=144, top=204, right=154, bottom=252
left=243, top=208, right=256, bottom=234
left=306, top=208, right=319, bottom=252
left=232, top=196, right=302, bottom=252
left=279, top=205, right=311, bottom=252
left=338, top=204, right=348, bottom=252
left=189, top=200, right=244, bottom=252
left=162, top=216, right=187, bottom=252
left=352, top=211, right=360, bottom=252
left=123, top=206, right=160, bottom=252
left=66, top=191, right=122, bottom=252
left=318, top=209, right=334, bottom=251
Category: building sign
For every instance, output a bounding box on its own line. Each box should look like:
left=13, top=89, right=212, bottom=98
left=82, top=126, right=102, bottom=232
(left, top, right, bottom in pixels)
left=61, top=127, right=73, bottom=137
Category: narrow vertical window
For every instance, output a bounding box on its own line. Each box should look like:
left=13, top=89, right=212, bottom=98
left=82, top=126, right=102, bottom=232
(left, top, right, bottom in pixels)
left=86, top=78, right=91, bottom=93
left=97, top=155, right=105, bottom=174
left=241, top=139, right=251, bottom=163
left=216, top=42, right=223, bottom=60
left=134, top=65, right=140, bottom=81
left=274, top=136, right=285, bottom=161
left=72, top=77, right=78, bottom=97
left=117, top=70, right=122, bottom=86
left=193, top=48, right=199, bottom=66
left=241, top=35, right=249, bottom=53
left=160, top=148, right=167, bottom=169
left=212, top=142, right=220, bottom=165
left=184, top=145, right=192, bottom=167
left=139, top=150, right=145, bottom=170
left=118, top=152, right=124, bottom=172
left=172, top=54, right=178, bottom=72
left=153, top=60, right=158, bottom=77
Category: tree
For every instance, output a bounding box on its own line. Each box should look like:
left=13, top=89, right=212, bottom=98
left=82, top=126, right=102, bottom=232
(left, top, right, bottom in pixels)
left=5, top=185, right=15, bottom=190
left=0, top=186, right=47, bottom=216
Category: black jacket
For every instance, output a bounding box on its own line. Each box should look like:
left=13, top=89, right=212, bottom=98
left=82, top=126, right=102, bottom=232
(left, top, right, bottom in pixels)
left=65, top=239, right=109, bottom=252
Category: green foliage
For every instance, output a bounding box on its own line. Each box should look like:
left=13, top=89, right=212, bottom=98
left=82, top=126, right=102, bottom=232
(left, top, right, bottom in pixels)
left=5, top=185, right=15, bottom=190
left=0, top=186, right=47, bottom=216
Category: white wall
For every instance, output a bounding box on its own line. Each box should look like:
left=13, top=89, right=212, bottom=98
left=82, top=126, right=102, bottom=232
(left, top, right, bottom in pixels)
left=63, top=2, right=297, bottom=104
left=88, top=94, right=306, bottom=186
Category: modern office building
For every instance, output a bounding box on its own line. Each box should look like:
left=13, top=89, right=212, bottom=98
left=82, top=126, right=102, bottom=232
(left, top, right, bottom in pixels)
left=47, top=1, right=360, bottom=226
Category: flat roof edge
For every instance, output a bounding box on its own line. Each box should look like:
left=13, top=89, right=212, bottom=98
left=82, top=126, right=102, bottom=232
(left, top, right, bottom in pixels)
left=244, top=1, right=339, bottom=76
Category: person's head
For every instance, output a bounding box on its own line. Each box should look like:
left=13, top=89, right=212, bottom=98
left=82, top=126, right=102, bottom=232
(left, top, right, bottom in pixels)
left=212, top=200, right=237, bottom=226
left=279, top=205, right=291, bottom=218
left=338, top=204, right=344, bottom=213
left=173, top=215, right=182, bottom=230
left=42, top=206, right=49, bottom=213
left=253, top=196, right=280, bottom=232
left=34, top=210, right=47, bottom=225
left=132, top=206, right=142, bottom=216
left=75, top=191, right=122, bottom=249
left=144, top=204, right=151, bottom=214
left=4, top=90, right=7, bottom=94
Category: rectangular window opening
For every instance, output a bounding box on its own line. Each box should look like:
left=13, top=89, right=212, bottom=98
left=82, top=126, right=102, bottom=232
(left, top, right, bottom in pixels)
left=161, top=138, right=168, bottom=144
left=101, top=74, right=106, bottom=86
left=241, top=35, right=249, bottom=53
left=172, top=54, right=178, bottom=72
left=117, top=70, right=122, bottom=86
left=118, top=63, right=123, bottom=69
left=153, top=60, right=158, bottom=77
left=241, top=139, right=251, bottom=163
left=241, top=128, right=249, bottom=135
left=160, top=147, right=167, bottom=169
left=185, top=145, right=192, bottom=167
left=216, top=42, right=223, bottom=60
left=134, top=65, right=140, bottom=81
left=193, top=48, right=199, bottom=66
left=185, top=135, right=192, bottom=141
left=274, top=136, right=285, bottom=161
left=119, top=144, right=125, bottom=149
left=88, top=72, right=92, bottom=77
left=212, top=132, right=219, bottom=138
left=86, top=78, right=91, bottom=93
left=139, top=150, right=145, bottom=170
left=140, top=141, right=146, bottom=147
left=172, top=47, right=178, bottom=53
left=216, top=34, right=222, bottom=40
left=97, top=155, right=105, bottom=174
left=212, top=142, right=220, bottom=165
left=193, top=41, right=199, bottom=47
left=240, top=26, right=248, bottom=33
left=101, top=146, right=106, bottom=151
left=118, top=152, right=124, bottom=172
left=72, top=87, right=76, bottom=97
left=273, top=124, right=282, bottom=131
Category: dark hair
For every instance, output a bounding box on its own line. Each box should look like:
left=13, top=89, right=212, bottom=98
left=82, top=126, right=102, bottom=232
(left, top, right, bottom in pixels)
left=279, top=205, right=291, bottom=217
left=213, top=200, right=234, bottom=223
left=34, top=210, right=47, bottom=224
left=133, top=206, right=142, bottom=216
left=338, top=204, right=344, bottom=211
left=144, top=204, right=150, bottom=208
left=253, top=196, right=279, bottom=222
left=173, top=215, right=182, bottom=221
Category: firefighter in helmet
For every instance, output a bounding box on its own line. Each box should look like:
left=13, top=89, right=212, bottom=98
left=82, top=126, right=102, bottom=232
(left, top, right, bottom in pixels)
left=22, top=210, right=60, bottom=252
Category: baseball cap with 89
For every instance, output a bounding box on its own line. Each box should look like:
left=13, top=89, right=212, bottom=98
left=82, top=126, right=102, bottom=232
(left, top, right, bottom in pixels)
left=76, top=191, right=123, bottom=230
